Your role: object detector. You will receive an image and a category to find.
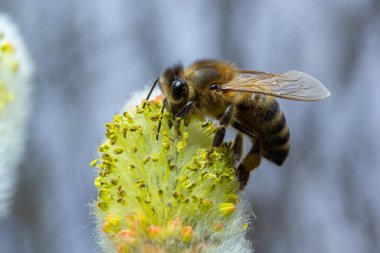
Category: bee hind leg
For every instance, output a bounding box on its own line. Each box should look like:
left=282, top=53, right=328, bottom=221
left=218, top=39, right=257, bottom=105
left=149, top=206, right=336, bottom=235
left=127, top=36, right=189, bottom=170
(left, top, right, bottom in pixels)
left=236, top=139, right=261, bottom=189
left=233, top=133, right=243, bottom=162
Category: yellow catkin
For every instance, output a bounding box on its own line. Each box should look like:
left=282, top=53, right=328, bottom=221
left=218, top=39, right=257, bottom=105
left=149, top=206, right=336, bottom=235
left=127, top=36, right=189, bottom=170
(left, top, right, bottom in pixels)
left=92, top=100, right=241, bottom=252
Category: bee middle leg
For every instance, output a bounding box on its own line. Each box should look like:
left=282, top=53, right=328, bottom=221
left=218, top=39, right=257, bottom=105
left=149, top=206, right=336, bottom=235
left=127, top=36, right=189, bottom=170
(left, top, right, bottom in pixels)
left=213, top=105, right=234, bottom=147
left=207, top=105, right=234, bottom=157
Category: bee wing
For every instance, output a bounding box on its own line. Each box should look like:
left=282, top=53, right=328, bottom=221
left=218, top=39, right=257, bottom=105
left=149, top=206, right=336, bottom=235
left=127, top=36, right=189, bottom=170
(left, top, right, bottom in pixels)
left=221, top=70, right=331, bottom=101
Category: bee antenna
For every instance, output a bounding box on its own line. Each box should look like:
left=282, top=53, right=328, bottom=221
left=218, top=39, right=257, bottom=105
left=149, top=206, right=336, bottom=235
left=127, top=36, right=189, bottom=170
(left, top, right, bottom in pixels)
left=143, top=78, right=159, bottom=109
left=156, top=98, right=167, bottom=140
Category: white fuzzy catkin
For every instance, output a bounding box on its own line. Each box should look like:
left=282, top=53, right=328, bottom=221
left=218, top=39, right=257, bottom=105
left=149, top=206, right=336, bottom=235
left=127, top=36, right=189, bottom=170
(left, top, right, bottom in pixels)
left=0, top=14, right=34, bottom=219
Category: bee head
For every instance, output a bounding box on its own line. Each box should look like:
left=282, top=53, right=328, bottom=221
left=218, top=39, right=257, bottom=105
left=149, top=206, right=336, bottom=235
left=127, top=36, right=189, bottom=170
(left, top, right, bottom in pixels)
left=159, top=64, right=189, bottom=114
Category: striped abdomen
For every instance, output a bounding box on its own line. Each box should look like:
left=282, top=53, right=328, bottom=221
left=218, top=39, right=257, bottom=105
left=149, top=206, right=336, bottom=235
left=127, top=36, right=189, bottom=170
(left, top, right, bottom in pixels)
left=260, top=110, right=289, bottom=166
left=257, top=96, right=290, bottom=165
left=236, top=95, right=290, bottom=166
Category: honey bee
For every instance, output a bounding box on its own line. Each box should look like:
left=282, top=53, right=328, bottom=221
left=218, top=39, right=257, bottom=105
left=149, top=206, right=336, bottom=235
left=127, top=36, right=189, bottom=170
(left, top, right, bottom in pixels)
left=145, top=60, right=330, bottom=188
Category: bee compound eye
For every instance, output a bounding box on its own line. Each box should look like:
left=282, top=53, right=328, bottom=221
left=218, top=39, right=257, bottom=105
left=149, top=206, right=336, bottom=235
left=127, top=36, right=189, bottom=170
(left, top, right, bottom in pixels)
left=171, top=78, right=187, bottom=101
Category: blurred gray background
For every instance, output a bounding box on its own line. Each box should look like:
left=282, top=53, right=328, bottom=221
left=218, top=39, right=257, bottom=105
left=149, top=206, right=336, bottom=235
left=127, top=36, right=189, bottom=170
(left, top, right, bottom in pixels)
left=0, top=0, right=379, bottom=252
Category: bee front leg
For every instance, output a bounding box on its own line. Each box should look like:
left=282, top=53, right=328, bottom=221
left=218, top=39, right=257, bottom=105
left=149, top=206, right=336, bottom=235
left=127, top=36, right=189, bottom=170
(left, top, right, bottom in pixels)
left=208, top=105, right=234, bottom=156
left=156, top=98, right=167, bottom=140
left=175, top=101, right=193, bottom=118
left=174, top=101, right=194, bottom=136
